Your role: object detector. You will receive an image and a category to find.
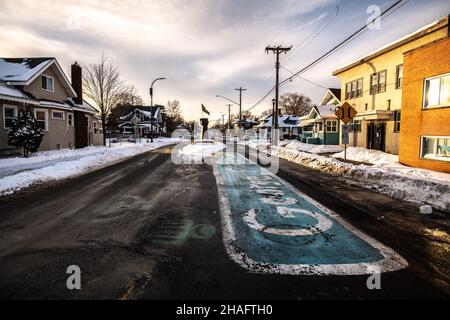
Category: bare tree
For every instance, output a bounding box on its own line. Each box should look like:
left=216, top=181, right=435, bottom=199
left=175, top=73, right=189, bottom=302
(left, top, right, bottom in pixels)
left=83, top=54, right=125, bottom=145
left=259, top=109, right=273, bottom=119
left=116, top=85, right=143, bottom=107
left=164, top=100, right=185, bottom=133
left=279, top=92, right=312, bottom=116
left=241, top=110, right=256, bottom=120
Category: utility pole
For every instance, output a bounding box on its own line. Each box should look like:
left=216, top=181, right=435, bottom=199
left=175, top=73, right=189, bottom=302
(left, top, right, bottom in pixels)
left=235, top=87, right=246, bottom=129
left=265, top=46, right=291, bottom=132
left=226, top=104, right=233, bottom=129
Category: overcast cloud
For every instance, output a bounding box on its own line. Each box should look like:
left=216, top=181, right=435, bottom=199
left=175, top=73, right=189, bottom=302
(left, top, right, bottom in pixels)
left=1, top=0, right=449, bottom=121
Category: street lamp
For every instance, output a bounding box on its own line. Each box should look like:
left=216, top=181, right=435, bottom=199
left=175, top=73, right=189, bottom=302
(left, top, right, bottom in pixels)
left=215, top=94, right=239, bottom=105
left=149, top=77, right=166, bottom=143
left=150, top=77, right=166, bottom=107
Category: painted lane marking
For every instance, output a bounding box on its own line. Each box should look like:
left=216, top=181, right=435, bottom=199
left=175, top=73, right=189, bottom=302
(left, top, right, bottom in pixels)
left=213, top=152, right=408, bottom=275
left=243, top=208, right=333, bottom=236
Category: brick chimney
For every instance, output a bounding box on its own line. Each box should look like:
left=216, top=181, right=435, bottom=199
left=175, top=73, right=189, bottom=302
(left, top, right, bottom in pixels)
left=71, top=62, right=83, bottom=105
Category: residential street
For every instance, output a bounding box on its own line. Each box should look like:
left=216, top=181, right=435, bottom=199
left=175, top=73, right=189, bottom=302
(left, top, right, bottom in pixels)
left=0, top=144, right=448, bottom=300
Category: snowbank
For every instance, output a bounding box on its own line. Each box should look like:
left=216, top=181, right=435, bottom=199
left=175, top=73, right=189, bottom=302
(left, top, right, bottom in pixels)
left=283, top=141, right=343, bottom=154
left=178, top=142, right=226, bottom=157
left=0, top=138, right=181, bottom=196
left=332, top=147, right=398, bottom=165
left=250, top=143, right=450, bottom=212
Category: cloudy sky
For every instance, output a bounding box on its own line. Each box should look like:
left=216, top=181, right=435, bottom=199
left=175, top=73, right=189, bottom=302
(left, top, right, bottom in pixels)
left=0, top=0, right=449, bottom=121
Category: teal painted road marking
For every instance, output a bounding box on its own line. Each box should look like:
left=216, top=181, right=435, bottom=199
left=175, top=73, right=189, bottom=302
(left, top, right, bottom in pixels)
left=213, top=153, right=408, bottom=275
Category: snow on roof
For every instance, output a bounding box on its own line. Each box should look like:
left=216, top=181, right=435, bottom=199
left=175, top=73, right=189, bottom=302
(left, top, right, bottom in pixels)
left=314, top=105, right=338, bottom=118
left=333, top=16, right=448, bottom=75
left=119, top=107, right=161, bottom=120
left=0, top=58, right=53, bottom=82
left=81, top=100, right=97, bottom=113
left=0, top=82, right=30, bottom=99
left=256, top=115, right=302, bottom=128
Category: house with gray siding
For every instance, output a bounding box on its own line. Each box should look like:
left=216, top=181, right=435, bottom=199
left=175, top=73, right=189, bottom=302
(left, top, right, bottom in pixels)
left=0, top=58, right=103, bottom=155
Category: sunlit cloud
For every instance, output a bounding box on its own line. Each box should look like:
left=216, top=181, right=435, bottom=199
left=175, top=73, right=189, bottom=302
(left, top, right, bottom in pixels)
left=1, top=0, right=449, bottom=121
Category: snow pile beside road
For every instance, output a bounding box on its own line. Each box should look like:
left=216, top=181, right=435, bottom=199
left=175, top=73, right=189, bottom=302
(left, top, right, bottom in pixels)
left=332, top=147, right=399, bottom=165
left=177, top=141, right=226, bottom=160
left=257, top=144, right=450, bottom=212
left=283, top=141, right=343, bottom=154
left=0, top=138, right=180, bottom=196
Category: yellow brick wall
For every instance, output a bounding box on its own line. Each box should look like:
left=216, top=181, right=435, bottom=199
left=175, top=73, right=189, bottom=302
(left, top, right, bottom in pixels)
left=399, top=37, right=450, bottom=173
left=334, top=25, right=448, bottom=154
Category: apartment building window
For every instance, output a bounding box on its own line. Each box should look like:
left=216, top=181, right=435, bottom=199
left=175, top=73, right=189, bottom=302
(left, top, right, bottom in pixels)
left=34, top=108, right=48, bottom=131
left=421, top=136, right=450, bottom=162
left=396, top=65, right=403, bottom=89
left=394, top=110, right=401, bottom=132
left=345, top=78, right=363, bottom=99
left=370, top=70, right=387, bottom=95
left=325, top=120, right=338, bottom=132
left=350, top=119, right=361, bottom=133
left=3, top=105, right=17, bottom=129
left=41, top=75, right=54, bottom=92
left=67, top=113, right=74, bottom=127
left=423, top=73, right=450, bottom=108
left=52, top=110, right=65, bottom=120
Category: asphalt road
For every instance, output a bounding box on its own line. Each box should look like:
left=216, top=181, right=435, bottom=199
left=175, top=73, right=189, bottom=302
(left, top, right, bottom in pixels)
left=0, top=144, right=448, bottom=299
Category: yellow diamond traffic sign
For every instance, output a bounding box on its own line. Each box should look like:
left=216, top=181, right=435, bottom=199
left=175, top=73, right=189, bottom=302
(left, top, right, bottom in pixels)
left=335, top=102, right=357, bottom=124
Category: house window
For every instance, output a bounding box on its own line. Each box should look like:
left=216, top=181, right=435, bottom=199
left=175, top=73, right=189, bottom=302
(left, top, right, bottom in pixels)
left=345, top=78, right=363, bottom=99
left=317, top=123, right=323, bottom=132
left=3, top=105, right=17, bottom=129
left=52, top=110, right=65, bottom=120
left=34, top=108, right=48, bottom=131
left=93, top=121, right=99, bottom=134
left=41, top=75, right=54, bottom=92
left=423, top=73, right=450, bottom=108
left=67, top=113, right=74, bottom=127
left=370, top=70, right=387, bottom=94
left=421, top=136, right=450, bottom=162
left=396, top=65, right=403, bottom=89
left=394, top=111, right=401, bottom=132
left=326, top=120, right=338, bottom=132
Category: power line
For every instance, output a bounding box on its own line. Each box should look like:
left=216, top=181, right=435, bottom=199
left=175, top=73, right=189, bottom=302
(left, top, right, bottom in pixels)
left=280, top=64, right=329, bottom=90
left=284, top=0, right=352, bottom=62
left=245, top=0, right=408, bottom=112
left=279, top=0, right=409, bottom=86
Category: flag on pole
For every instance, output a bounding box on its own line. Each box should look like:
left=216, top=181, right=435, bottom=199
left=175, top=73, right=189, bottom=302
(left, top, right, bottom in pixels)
left=201, top=104, right=210, bottom=116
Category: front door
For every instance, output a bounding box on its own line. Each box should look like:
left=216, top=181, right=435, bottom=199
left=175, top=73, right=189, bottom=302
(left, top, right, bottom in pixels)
left=367, top=122, right=386, bottom=152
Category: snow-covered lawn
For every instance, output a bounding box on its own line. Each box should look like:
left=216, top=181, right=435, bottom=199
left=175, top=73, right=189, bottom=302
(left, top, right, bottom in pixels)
left=0, top=137, right=181, bottom=196
left=249, top=143, right=450, bottom=212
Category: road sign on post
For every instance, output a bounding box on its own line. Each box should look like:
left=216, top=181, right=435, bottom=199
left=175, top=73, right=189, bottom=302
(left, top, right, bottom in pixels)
left=335, top=102, right=357, bottom=124
left=131, top=115, right=140, bottom=144
left=335, top=102, right=357, bottom=161
left=342, top=124, right=349, bottom=145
